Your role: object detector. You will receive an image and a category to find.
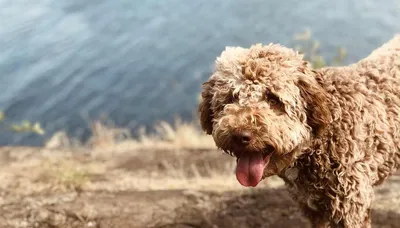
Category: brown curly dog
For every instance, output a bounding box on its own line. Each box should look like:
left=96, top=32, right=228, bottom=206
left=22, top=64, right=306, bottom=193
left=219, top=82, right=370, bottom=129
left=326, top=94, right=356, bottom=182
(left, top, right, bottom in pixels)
left=198, top=34, right=400, bottom=228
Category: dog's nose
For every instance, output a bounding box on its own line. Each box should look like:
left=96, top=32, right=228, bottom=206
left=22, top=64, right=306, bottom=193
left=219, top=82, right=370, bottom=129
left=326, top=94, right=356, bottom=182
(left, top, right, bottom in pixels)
left=233, top=131, right=253, bottom=145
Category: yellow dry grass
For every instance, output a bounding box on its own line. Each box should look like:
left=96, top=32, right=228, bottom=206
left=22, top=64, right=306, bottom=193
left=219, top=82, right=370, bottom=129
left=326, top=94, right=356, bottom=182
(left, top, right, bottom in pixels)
left=44, top=118, right=217, bottom=154
left=0, top=118, right=286, bottom=196
left=0, top=146, right=284, bottom=196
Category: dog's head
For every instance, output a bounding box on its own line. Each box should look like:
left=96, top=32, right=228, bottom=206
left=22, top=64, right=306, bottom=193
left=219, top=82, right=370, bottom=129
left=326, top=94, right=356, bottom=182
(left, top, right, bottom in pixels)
left=198, top=44, right=332, bottom=187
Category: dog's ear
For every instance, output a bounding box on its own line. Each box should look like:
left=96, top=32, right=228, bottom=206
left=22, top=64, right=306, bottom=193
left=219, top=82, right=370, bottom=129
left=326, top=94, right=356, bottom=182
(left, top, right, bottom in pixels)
left=297, top=71, right=332, bottom=136
left=198, top=79, right=215, bottom=135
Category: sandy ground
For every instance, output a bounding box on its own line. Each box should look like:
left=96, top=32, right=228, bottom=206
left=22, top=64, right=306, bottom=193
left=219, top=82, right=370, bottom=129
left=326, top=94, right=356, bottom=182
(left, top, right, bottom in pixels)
left=0, top=146, right=399, bottom=228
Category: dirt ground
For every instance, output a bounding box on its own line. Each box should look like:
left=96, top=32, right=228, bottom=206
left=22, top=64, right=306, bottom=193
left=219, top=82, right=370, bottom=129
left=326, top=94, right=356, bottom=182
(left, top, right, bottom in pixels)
left=0, top=146, right=399, bottom=228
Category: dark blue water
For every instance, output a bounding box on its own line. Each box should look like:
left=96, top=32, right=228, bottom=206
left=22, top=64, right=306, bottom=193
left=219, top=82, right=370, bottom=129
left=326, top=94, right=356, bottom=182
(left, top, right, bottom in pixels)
left=0, top=0, right=399, bottom=145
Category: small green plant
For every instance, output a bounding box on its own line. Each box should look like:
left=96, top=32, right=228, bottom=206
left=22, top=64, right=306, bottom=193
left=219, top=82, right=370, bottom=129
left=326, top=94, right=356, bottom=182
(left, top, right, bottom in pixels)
left=292, top=28, right=348, bottom=68
left=40, top=159, right=91, bottom=191
left=0, top=111, right=45, bottom=135
left=55, top=166, right=90, bottom=191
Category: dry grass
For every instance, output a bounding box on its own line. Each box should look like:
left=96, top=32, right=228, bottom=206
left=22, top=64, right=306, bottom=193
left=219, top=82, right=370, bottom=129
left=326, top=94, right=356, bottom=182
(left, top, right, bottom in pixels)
left=0, top=119, right=249, bottom=195
left=0, top=117, right=252, bottom=201
left=45, top=118, right=216, bottom=155
left=0, top=115, right=286, bottom=200
left=0, top=147, right=284, bottom=193
left=37, top=159, right=92, bottom=191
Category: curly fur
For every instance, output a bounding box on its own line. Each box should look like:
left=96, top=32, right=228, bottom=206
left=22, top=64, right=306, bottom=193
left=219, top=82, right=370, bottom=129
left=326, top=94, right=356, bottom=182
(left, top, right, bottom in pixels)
left=198, top=34, right=400, bottom=228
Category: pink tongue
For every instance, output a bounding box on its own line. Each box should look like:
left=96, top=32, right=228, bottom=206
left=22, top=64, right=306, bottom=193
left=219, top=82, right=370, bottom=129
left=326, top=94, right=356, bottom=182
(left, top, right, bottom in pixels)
left=235, top=153, right=268, bottom=187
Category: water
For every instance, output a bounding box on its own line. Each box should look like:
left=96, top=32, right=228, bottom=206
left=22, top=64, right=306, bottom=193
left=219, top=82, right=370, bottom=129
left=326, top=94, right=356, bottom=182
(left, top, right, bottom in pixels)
left=0, top=0, right=399, bottom=145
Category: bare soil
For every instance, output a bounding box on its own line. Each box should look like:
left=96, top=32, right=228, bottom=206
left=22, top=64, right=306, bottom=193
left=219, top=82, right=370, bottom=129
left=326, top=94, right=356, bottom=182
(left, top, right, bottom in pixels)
left=0, top=146, right=399, bottom=228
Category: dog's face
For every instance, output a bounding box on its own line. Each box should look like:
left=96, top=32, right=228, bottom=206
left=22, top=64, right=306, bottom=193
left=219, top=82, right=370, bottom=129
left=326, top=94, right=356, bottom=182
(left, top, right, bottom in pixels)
left=198, top=44, right=331, bottom=187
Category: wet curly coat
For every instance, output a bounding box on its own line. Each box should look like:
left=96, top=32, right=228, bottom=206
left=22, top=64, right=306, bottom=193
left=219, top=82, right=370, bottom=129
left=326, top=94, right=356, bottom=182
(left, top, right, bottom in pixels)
left=198, top=34, right=400, bottom=228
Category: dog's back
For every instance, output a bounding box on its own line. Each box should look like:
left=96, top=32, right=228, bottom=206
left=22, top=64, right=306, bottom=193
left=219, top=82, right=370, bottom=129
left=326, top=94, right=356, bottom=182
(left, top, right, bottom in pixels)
left=359, top=34, right=400, bottom=62
left=315, top=34, right=400, bottom=185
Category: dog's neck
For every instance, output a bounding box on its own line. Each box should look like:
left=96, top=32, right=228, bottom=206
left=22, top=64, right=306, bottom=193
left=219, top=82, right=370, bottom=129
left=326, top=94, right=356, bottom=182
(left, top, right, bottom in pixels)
left=278, top=121, right=335, bottom=179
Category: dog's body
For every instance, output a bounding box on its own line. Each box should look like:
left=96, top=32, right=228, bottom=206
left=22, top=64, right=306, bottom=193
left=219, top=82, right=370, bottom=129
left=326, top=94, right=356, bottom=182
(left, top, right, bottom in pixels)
left=281, top=49, right=400, bottom=227
left=198, top=35, right=400, bottom=228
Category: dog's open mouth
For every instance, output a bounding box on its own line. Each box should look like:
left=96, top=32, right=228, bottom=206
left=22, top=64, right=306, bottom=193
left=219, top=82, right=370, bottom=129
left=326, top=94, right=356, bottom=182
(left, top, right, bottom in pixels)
left=234, top=147, right=274, bottom=187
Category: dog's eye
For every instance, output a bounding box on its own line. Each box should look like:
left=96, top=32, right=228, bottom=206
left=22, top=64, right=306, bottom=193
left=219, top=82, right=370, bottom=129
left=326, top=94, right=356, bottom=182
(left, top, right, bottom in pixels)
left=265, top=90, right=282, bottom=108
left=268, top=97, right=279, bottom=105
left=267, top=96, right=280, bottom=105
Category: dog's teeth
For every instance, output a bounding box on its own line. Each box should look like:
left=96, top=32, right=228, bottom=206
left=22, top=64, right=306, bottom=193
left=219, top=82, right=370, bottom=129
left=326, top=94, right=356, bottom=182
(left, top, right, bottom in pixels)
left=224, top=149, right=234, bottom=157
